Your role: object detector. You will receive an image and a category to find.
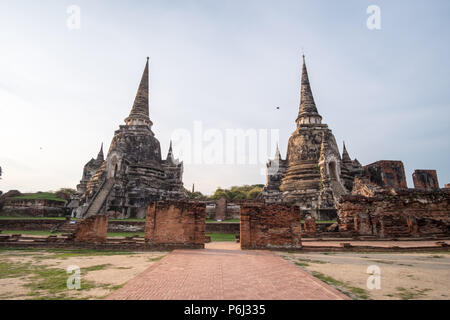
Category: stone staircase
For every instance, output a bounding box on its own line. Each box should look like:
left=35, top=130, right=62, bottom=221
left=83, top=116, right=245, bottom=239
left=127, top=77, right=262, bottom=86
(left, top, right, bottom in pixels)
left=84, top=179, right=115, bottom=218
left=50, top=217, right=79, bottom=234
left=331, top=179, right=348, bottom=199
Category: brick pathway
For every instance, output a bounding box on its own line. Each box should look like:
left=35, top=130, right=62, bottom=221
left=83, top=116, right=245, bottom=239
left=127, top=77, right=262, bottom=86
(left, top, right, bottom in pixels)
left=107, top=242, right=348, bottom=300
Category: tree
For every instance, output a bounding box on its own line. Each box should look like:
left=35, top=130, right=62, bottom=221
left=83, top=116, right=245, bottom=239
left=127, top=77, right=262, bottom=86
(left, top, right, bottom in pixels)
left=55, top=188, right=77, bottom=201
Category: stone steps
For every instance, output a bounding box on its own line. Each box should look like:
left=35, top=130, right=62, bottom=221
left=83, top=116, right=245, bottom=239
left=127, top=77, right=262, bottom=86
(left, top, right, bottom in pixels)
left=84, top=179, right=114, bottom=217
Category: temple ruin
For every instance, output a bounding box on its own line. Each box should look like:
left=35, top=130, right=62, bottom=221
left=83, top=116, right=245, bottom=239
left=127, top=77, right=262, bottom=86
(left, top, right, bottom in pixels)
left=69, top=58, right=187, bottom=219
left=260, top=56, right=363, bottom=219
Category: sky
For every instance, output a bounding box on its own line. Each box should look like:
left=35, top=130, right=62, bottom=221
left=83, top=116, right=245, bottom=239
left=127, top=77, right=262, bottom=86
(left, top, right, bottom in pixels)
left=0, top=0, right=449, bottom=195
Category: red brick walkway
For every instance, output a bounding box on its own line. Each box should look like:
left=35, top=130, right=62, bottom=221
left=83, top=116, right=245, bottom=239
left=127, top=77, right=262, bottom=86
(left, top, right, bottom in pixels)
left=107, top=243, right=348, bottom=300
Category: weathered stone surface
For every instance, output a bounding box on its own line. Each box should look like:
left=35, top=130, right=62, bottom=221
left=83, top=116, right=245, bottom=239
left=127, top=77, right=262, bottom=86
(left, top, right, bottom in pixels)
left=1, top=198, right=66, bottom=217
left=73, top=215, right=108, bottom=243
left=338, top=189, right=450, bottom=237
left=363, top=160, right=407, bottom=189
left=413, top=170, right=439, bottom=190
left=240, top=202, right=302, bottom=249
left=70, top=59, right=187, bottom=219
left=261, top=56, right=362, bottom=218
left=144, top=201, right=205, bottom=246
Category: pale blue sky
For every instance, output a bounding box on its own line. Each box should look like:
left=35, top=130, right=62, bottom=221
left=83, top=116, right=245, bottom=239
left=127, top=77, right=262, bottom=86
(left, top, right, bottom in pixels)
left=0, top=0, right=449, bottom=194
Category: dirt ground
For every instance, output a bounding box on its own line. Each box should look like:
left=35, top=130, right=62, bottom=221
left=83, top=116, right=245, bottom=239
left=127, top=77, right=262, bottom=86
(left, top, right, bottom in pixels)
left=278, top=251, right=450, bottom=300
left=0, top=249, right=168, bottom=300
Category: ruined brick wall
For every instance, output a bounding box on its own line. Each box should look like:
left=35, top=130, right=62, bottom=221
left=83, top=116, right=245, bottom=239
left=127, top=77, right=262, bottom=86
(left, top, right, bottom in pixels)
left=145, top=201, right=205, bottom=246
left=303, top=214, right=316, bottom=236
left=215, top=197, right=227, bottom=221
left=413, top=170, right=439, bottom=190
left=338, top=189, right=450, bottom=237
left=73, top=215, right=108, bottom=242
left=1, top=198, right=66, bottom=217
left=240, top=203, right=302, bottom=249
left=363, top=161, right=407, bottom=189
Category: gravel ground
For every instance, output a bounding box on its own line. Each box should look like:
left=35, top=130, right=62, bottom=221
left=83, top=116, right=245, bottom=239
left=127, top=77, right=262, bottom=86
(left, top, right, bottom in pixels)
left=278, top=251, right=450, bottom=300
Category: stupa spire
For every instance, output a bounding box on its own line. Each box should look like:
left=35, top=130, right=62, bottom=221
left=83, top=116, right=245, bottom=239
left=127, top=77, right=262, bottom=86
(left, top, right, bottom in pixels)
left=296, top=55, right=322, bottom=126
left=342, top=141, right=351, bottom=162
left=125, top=57, right=153, bottom=131
left=97, top=143, right=104, bottom=161
left=275, top=143, right=282, bottom=159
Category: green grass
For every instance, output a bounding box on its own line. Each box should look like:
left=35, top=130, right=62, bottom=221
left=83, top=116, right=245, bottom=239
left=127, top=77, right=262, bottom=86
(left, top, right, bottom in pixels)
left=0, top=216, right=69, bottom=220
left=206, top=219, right=240, bottom=223
left=12, top=192, right=66, bottom=203
left=206, top=233, right=236, bottom=242
left=0, top=230, right=146, bottom=238
left=1, top=230, right=62, bottom=236
left=148, top=255, right=165, bottom=262
left=295, top=261, right=310, bottom=267
left=110, top=219, right=144, bottom=222
left=0, top=260, right=101, bottom=299
left=0, top=247, right=138, bottom=259
left=395, top=287, right=431, bottom=300
left=1, top=230, right=239, bottom=243
left=106, top=232, right=145, bottom=238
left=300, top=220, right=336, bottom=224
left=296, top=258, right=328, bottom=264
left=310, top=271, right=370, bottom=300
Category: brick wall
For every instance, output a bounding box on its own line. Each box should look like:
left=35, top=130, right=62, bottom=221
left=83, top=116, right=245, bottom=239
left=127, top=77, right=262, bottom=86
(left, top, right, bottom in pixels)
left=73, top=215, right=108, bottom=242
left=145, top=201, right=205, bottom=247
left=303, top=214, right=316, bottom=236
left=215, top=197, right=227, bottom=221
left=338, top=189, right=450, bottom=237
left=413, top=170, right=439, bottom=190
left=363, top=160, right=407, bottom=189
left=240, top=202, right=302, bottom=249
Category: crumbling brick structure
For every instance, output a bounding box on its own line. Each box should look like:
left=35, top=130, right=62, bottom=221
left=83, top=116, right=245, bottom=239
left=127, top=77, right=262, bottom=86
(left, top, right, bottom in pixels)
left=338, top=189, right=450, bottom=237
left=215, top=197, right=227, bottom=221
left=363, top=161, right=407, bottom=189
left=240, top=202, right=302, bottom=249
left=73, top=215, right=108, bottom=242
left=303, top=213, right=317, bottom=236
left=145, top=201, right=205, bottom=248
left=413, top=170, right=439, bottom=190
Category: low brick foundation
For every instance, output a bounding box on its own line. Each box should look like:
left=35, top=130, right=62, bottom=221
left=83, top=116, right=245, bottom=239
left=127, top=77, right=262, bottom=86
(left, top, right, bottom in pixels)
left=73, top=215, right=108, bottom=243
left=240, top=202, right=302, bottom=249
left=145, top=201, right=206, bottom=247
left=338, top=189, right=450, bottom=237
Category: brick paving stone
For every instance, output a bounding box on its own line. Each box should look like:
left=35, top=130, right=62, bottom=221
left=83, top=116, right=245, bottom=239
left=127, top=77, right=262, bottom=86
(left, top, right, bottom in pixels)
left=107, top=243, right=349, bottom=300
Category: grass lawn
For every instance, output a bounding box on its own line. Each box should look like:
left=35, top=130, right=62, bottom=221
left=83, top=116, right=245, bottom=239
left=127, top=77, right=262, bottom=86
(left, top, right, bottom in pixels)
left=300, top=220, right=336, bottom=224
left=206, top=233, right=236, bottom=242
left=0, top=248, right=166, bottom=299
left=1, top=230, right=236, bottom=241
left=11, top=192, right=66, bottom=203
left=0, top=216, right=68, bottom=220
left=0, top=230, right=146, bottom=238
left=1, top=230, right=63, bottom=236
left=206, top=219, right=240, bottom=223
